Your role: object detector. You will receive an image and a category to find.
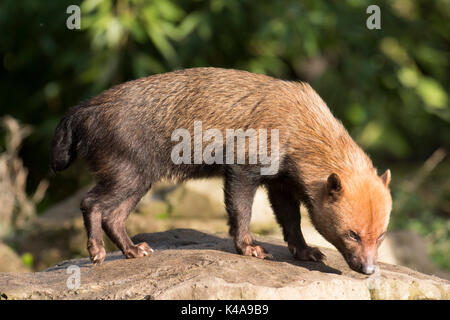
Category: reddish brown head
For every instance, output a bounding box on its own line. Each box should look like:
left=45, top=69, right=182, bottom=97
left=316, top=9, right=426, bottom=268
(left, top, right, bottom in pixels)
left=310, top=169, right=392, bottom=274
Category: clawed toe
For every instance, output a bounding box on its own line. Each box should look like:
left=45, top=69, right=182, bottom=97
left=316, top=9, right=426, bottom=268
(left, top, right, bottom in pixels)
left=137, top=242, right=154, bottom=256
left=88, top=240, right=106, bottom=265
left=291, top=245, right=325, bottom=262
left=125, top=242, right=154, bottom=259
left=242, top=244, right=271, bottom=259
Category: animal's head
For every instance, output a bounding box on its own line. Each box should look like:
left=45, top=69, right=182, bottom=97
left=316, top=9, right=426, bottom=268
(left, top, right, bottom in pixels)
left=310, top=169, right=392, bottom=274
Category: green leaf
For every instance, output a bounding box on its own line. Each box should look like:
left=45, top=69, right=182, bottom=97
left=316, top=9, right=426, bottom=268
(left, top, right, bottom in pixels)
left=416, top=77, right=448, bottom=109
left=21, top=252, right=34, bottom=268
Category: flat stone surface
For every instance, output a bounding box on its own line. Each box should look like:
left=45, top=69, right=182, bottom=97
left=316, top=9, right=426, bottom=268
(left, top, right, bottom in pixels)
left=0, top=229, right=448, bottom=300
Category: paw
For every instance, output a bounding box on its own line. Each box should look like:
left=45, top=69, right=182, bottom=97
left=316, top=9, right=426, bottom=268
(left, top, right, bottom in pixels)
left=290, top=245, right=325, bottom=262
left=242, top=245, right=272, bottom=259
left=125, top=242, right=154, bottom=259
left=87, top=240, right=106, bottom=265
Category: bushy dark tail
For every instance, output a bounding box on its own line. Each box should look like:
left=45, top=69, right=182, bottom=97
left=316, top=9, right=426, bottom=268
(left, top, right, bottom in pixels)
left=49, top=110, right=78, bottom=173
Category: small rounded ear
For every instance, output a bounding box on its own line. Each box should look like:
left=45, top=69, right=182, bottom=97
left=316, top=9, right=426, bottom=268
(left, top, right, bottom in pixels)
left=327, top=173, right=342, bottom=197
left=380, top=169, right=391, bottom=187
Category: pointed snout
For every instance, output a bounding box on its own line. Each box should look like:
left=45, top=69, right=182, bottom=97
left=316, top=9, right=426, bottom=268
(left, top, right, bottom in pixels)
left=362, top=250, right=377, bottom=275
left=361, top=263, right=376, bottom=275
left=345, top=250, right=377, bottom=275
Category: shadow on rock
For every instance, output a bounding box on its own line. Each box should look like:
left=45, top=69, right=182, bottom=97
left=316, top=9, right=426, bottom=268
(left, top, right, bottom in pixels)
left=131, top=228, right=342, bottom=275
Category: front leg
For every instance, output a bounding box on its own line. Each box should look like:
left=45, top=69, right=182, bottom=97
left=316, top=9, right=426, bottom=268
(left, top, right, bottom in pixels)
left=224, top=166, right=269, bottom=259
left=266, top=178, right=325, bottom=262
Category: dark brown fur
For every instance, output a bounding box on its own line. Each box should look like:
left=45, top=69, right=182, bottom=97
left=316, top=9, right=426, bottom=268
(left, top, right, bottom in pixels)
left=50, top=67, right=392, bottom=274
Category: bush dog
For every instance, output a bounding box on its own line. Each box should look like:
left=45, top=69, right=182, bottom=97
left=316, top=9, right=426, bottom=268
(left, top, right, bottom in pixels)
left=50, top=68, right=392, bottom=274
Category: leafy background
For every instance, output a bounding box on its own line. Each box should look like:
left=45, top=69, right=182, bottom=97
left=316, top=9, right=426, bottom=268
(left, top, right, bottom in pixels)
left=0, top=0, right=449, bottom=269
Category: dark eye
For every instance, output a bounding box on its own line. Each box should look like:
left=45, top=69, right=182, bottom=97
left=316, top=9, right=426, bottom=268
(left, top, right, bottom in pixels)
left=348, top=230, right=360, bottom=242
left=377, top=232, right=386, bottom=242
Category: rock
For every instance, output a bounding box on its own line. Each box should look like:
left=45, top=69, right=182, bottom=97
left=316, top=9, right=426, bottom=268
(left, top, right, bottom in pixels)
left=164, top=179, right=226, bottom=219
left=384, top=230, right=450, bottom=280
left=154, top=178, right=277, bottom=228
left=0, top=229, right=448, bottom=300
left=0, top=242, right=30, bottom=272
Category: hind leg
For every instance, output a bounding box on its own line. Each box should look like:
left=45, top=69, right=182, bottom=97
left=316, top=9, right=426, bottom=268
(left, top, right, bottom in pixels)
left=81, top=185, right=107, bottom=265
left=81, top=177, right=152, bottom=264
left=101, top=191, right=153, bottom=259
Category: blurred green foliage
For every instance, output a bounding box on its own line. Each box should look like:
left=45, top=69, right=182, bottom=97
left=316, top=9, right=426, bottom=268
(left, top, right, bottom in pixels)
left=21, top=252, right=34, bottom=268
left=0, top=0, right=449, bottom=268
